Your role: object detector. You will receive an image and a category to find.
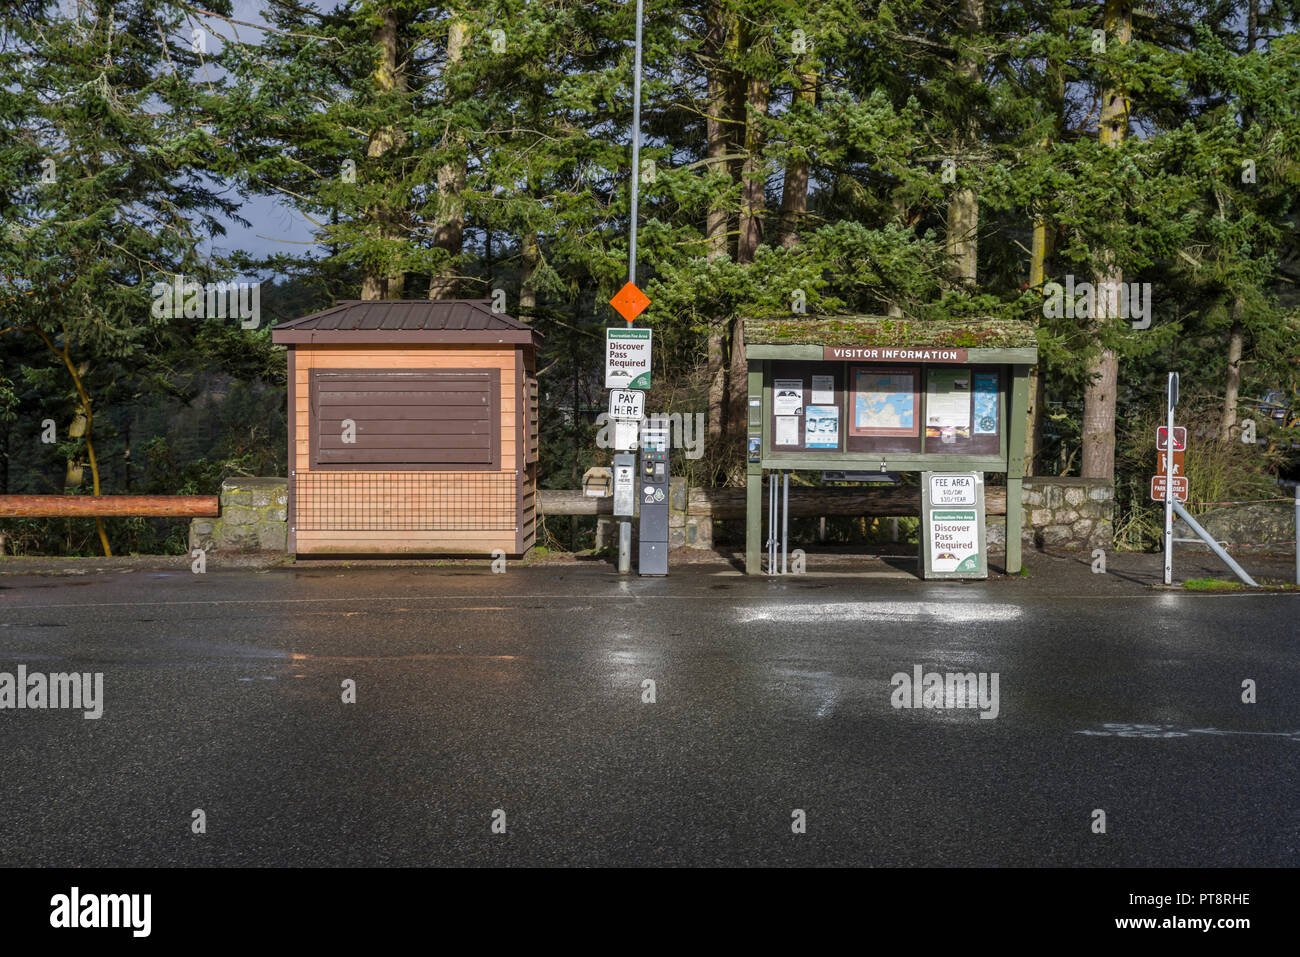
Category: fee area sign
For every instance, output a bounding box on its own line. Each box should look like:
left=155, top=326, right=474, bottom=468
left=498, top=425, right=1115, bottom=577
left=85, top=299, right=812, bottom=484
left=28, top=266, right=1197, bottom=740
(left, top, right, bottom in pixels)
left=921, top=471, right=987, bottom=579
left=605, top=328, right=652, bottom=389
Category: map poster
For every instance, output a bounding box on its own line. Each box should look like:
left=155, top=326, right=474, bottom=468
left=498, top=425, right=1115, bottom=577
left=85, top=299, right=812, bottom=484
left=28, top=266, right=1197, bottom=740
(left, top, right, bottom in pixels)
left=805, top=406, right=839, bottom=448
left=973, top=372, right=998, bottom=435
left=850, top=366, right=918, bottom=436
left=926, top=368, right=971, bottom=428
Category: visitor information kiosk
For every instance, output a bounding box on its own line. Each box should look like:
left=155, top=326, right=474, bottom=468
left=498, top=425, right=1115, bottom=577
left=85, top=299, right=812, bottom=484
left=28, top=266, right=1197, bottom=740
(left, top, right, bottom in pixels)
left=741, top=316, right=1038, bottom=576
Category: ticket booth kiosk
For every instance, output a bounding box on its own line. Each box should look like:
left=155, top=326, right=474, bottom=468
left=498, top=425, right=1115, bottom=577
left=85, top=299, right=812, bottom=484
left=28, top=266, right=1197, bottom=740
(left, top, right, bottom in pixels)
left=742, top=316, right=1038, bottom=575
left=273, top=299, right=541, bottom=557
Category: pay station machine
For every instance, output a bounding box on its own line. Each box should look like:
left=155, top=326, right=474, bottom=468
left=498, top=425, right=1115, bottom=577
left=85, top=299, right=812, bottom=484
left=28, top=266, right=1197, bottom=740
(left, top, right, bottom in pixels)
left=638, top=421, right=670, bottom=575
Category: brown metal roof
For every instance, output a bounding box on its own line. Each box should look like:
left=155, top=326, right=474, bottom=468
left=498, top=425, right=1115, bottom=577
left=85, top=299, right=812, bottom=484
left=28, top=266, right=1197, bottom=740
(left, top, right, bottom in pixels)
left=272, top=299, right=542, bottom=345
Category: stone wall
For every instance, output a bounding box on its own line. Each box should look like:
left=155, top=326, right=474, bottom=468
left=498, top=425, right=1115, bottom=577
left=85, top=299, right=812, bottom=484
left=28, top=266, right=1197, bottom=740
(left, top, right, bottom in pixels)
left=200, top=474, right=1117, bottom=557
left=1019, top=477, right=1114, bottom=550
left=189, top=478, right=287, bottom=553
left=594, top=478, right=713, bottom=551
left=1172, top=502, right=1296, bottom=555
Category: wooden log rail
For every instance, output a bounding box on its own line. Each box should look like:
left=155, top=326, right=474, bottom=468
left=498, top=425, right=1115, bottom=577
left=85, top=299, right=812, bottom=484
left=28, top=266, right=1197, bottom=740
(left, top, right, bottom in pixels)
left=539, top=486, right=1007, bottom=519
left=0, top=495, right=220, bottom=518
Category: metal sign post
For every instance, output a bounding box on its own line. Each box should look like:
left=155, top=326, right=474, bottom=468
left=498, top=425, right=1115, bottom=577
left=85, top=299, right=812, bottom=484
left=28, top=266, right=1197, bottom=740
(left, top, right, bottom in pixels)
left=613, top=453, right=635, bottom=574
left=1163, top=373, right=1178, bottom=584
left=628, top=0, right=643, bottom=304
left=612, top=2, right=646, bottom=574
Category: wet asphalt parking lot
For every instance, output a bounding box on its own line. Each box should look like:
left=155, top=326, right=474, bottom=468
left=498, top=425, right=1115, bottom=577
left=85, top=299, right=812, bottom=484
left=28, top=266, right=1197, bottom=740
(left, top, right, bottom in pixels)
left=0, top=559, right=1296, bottom=866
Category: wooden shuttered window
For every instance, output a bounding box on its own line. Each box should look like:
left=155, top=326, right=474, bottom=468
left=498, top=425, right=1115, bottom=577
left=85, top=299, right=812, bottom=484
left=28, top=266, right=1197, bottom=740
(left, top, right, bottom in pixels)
left=310, top=369, right=500, bottom=470
left=525, top=374, right=539, bottom=464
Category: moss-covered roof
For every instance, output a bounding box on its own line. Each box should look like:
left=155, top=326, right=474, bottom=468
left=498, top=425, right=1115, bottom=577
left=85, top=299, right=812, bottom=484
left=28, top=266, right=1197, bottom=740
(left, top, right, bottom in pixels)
left=744, top=316, right=1037, bottom=349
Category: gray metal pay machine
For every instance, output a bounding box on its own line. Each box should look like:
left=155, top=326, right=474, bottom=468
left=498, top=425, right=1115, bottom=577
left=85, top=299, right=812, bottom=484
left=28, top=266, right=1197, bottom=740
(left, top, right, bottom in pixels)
left=638, top=421, right=669, bottom=575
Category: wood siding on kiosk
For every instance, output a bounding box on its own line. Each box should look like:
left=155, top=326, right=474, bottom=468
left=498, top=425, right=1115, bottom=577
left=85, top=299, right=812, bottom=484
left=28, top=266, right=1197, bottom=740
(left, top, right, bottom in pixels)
left=292, top=344, right=522, bottom=555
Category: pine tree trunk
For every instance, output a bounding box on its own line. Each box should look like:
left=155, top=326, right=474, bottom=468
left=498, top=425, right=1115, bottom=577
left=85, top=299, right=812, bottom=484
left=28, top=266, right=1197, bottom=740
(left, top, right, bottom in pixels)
left=1025, top=220, right=1052, bottom=474
left=777, top=67, right=816, bottom=248
left=1220, top=307, right=1244, bottom=442
left=736, top=76, right=768, bottom=264
left=1025, top=46, right=1063, bottom=476
left=726, top=315, right=748, bottom=464
left=945, top=0, right=983, bottom=285
left=519, top=232, right=538, bottom=320
left=704, top=0, right=732, bottom=447
left=1081, top=0, right=1130, bottom=481
left=429, top=18, right=468, bottom=299
left=1220, top=3, right=1257, bottom=442
left=1082, top=267, right=1120, bottom=479
left=729, top=61, right=768, bottom=461
left=363, top=6, right=405, bottom=300
left=887, top=194, right=907, bottom=316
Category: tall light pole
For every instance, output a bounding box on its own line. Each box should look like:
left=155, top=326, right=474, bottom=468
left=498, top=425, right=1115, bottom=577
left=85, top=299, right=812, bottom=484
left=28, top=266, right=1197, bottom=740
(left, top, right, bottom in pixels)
left=617, top=0, right=645, bottom=574
left=627, top=0, right=644, bottom=309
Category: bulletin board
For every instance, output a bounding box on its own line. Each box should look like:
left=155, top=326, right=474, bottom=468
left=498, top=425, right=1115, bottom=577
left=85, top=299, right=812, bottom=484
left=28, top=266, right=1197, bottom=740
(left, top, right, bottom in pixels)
left=768, top=361, right=1003, bottom=458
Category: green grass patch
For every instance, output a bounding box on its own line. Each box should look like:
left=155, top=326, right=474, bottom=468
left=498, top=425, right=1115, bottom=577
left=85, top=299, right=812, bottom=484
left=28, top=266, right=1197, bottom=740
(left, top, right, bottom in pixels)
left=1182, top=578, right=1245, bottom=591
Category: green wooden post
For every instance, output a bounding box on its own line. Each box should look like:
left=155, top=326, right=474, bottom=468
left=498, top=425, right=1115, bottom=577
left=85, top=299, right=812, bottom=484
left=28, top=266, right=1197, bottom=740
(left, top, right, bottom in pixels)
left=1005, top=364, right=1029, bottom=574
left=745, top=360, right=765, bottom=574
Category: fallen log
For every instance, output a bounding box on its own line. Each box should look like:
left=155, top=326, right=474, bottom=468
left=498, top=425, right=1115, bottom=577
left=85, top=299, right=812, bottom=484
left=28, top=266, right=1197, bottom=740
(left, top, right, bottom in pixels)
left=539, top=485, right=1007, bottom=519
left=0, top=495, right=220, bottom=518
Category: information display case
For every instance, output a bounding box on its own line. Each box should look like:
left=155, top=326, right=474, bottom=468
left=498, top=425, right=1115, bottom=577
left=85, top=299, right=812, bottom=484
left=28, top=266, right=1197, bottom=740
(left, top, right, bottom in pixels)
left=742, top=317, right=1038, bottom=575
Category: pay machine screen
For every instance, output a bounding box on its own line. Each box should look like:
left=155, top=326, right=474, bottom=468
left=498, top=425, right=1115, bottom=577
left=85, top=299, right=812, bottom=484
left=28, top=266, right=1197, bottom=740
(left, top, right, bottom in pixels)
left=641, top=428, right=668, bottom=499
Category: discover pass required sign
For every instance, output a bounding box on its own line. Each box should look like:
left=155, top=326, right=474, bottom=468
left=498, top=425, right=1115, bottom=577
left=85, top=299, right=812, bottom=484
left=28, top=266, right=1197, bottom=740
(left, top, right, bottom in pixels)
left=605, top=327, right=651, bottom=389
left=920, top=471, right=988, bottom=579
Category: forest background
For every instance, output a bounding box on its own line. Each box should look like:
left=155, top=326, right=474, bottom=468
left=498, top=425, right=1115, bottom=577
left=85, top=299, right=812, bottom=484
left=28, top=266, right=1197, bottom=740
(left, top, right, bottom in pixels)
left=1, top=0, right=1297, bottom=555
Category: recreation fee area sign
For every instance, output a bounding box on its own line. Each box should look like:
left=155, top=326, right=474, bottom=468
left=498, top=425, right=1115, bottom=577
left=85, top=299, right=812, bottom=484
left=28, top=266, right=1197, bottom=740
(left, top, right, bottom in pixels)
left=605, top=327, right=651, bottom=390
left=920, top=471, right=988, bottom=579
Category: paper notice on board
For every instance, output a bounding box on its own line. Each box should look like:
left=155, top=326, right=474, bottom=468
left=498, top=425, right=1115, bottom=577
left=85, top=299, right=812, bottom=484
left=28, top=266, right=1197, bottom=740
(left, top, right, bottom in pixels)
left=774, top=379, right=803, bottom=416
left=926, top=369, right=971, bottom=428
left=775, top=416, right=799, bottom=446
left=811, top=375, right=835, bottom=405
left=973, top=373, right=998, bottom=434
left=805, top=405, right=839, bottom=448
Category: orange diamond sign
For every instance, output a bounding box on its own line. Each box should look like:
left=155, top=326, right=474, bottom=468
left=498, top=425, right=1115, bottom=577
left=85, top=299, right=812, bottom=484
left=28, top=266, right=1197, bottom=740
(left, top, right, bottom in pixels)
left=610, top=281, right=650, bottom=322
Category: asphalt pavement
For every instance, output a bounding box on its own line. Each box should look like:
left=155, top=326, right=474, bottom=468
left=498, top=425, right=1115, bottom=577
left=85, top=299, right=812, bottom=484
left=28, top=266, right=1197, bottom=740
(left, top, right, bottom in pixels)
left=0, top=551, right=1297, bottom=866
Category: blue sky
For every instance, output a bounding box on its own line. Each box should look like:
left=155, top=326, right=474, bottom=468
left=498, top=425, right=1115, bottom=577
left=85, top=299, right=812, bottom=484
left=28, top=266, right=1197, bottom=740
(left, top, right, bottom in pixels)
left=190, top=0, right=321, bottom=265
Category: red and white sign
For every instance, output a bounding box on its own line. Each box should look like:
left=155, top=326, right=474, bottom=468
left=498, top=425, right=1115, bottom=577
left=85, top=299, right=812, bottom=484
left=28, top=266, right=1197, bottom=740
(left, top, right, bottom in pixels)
left=1156, top=426, right=1187, bottom=451
left=1150, top=475, right=1189, bottom=502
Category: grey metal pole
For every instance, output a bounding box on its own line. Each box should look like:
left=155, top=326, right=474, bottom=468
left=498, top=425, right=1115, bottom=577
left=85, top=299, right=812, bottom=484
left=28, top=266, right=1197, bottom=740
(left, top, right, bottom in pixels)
left=781, top=471, right=789, bottom=574
left=618, top=516, right=631, bottom=574
left=768, top=470, right=775, bottom=573
left=1164, top=373, right=1176, bottom=585
left=627, top=0, right=644, bottom=298
left=1171, top=501, right=1258, bottom=587
left=616, top=2, right=645, bottom=567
